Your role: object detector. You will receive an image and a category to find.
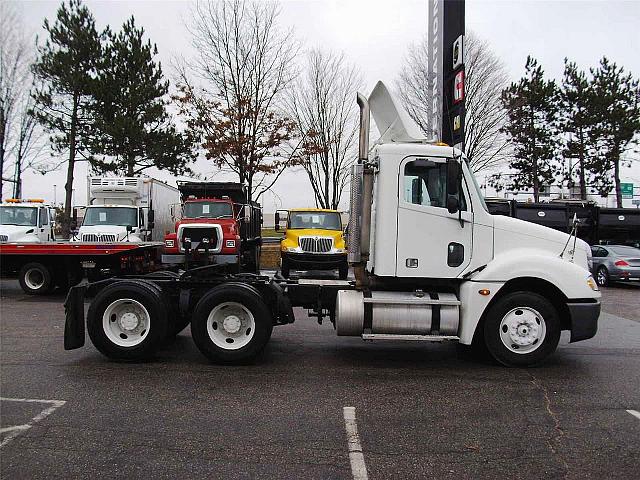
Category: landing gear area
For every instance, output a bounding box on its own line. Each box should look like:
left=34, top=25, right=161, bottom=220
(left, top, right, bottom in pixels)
left=1, top=278, right=638, bottom=479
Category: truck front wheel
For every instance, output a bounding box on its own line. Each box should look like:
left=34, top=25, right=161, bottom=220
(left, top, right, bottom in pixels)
left=190, top=285, right=273, bottom=364
left=483, top=292, right=560, bottom=367
left=281, top=258, right=290, bottom=278
left=87, top=280, right=169, bottom=361
left=18, top=262, right=54, bottom=295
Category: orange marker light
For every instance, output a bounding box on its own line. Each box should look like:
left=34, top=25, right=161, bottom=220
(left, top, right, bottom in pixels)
left=478, top=289, right=491, bottom=296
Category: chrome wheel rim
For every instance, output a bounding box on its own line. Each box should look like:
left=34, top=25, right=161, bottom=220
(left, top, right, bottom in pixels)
left=24, top=268, right=45, bottom=290
left=102, top=299, right=150, bottom=347
left=597, top=269, right=607, bottom=286
left=499, top=307, right=546, bottom=354
left=206, top=302, right=255, bottom=350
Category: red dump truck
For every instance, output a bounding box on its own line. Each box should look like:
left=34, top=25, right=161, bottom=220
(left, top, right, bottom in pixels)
left=162, top=182, right=262, bottom=272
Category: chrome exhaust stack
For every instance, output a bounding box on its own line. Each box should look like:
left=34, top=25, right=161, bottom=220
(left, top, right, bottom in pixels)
left=348, top=93, right=374, bottom=288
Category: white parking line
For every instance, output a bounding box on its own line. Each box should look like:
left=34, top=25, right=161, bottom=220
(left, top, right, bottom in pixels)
left=627, top=410, right=640, bottom=421
left=0, top=397, right=66, bottom=448
left=343, top=406, right=369, bottom=480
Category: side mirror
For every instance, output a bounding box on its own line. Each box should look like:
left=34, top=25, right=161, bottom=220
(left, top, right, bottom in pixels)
left=148, top=209, right=155, bottom=223
left=446, top=195, right=460, bottom=214
left=274, top=212, right=280, bottom=231
left=126, top=225, right=133, bottom=232
left=244, top=205, right=251, bottom=223
left=446, top=159, right=461, bottom=197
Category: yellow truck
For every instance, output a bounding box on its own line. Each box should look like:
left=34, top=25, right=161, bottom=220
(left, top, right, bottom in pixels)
left=275, top=209, right=348, bottom=279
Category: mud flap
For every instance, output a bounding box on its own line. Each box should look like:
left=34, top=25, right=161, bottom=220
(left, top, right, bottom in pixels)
left=64, top=284, right=87, bottom=350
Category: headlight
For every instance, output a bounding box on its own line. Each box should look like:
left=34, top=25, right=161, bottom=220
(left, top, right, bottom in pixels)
left=286, top=246, right=299, bottom=252
left=334, top=247, right=345, bottom=253
left=164, top=239, right=175, bottom=248
left=225, top=239, right=236, bottom=248
left=586, top=275, right=599, bottom=291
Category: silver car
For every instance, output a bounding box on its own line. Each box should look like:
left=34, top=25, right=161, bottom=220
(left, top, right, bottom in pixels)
left=591, top=245, right=640, bottom=286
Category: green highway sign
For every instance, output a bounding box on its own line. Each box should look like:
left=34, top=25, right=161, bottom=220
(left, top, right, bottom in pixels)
left=621, top=183, right=634, bottom=199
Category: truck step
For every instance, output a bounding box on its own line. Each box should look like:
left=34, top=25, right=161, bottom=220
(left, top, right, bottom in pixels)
left=362, top=333, right=460, bottom=342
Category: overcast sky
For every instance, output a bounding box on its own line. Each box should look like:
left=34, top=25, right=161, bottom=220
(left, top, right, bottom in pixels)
left=8, top=0, right=640, bottom=211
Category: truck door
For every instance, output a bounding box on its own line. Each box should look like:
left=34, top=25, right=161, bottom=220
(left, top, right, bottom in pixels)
left=395, top=157, right=473, bottom=278
left=38, top=207, right=50, bottom=242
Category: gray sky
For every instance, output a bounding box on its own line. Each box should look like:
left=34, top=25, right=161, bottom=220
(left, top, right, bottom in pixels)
left=9, top=0, right=640, bottom=210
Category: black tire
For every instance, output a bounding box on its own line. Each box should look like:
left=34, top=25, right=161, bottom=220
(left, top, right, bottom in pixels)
left=18, top=262, right=54, bottom=295
left=190, top=284, right=273, bottom=364
left=87, top=280, right=169, bottom=361
left=338, top=262, right=349, bottom=280
left=596, top=266, right=609, bottom=287
left=483, top=291, right=561, bottom=367
left=281, top=258, right=290, bottom=278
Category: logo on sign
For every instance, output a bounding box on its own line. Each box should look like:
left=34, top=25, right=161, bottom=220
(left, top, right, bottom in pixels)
left=453, top=70, right=464, bottom=104
left=452, top=35, right=464, bottom=69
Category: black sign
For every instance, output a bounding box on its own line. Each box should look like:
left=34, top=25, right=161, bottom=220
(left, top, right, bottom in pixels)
left=441, top=0, right=465, bottom=149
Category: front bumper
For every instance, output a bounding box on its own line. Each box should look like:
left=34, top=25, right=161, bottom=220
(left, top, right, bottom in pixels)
left=282, top=252, right=347, bottom=269
left=162, top=254, right=239, bottom=265
left=568, top=300, right=601, bottom=342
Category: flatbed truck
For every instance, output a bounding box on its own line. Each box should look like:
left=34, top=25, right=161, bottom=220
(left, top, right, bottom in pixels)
left=1, top=242, right=162, bottom=295
left=64, top=82, right=601, bottom=367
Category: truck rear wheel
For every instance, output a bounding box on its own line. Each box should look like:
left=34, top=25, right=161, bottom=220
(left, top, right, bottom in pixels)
left=190, top=284, right=273, bottom=364
left=87, top=280, right=169, bottom=361
left=18, top=262, right=54, bottom=295
left=483, top=292, right=560, bottom=367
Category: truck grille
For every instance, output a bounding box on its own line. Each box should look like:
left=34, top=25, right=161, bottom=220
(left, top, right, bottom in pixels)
left=0, top=235, right=8, bottom=242
left=300, top=237, right=333, bottom=253
left=180, top=227, right=219, bottom=251
left=82, top=234, right=117, bottom=242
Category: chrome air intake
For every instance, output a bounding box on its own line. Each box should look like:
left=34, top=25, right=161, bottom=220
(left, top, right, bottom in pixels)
left=347, top=164, right=364, bottom=263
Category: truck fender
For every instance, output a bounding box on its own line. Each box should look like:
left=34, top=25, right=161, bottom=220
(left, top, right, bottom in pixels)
left=469, top=249, right=594, bottom=299
left=458, top=249, right=597, bottom=345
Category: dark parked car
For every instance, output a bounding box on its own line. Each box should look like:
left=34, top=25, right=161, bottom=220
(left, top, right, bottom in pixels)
left=591, top=245, right=640, bottom=286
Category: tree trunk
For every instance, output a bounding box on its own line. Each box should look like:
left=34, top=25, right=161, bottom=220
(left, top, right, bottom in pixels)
left=62, top=94, right=79, bottom=239
left=613, top=151, right=622, bottom=208
left=578, top=127, right=587, bottom=200
left=0, top=120, right=6, bottom=198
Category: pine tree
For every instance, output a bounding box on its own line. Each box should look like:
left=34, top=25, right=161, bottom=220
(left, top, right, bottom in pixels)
left=89, top=17, right=194, bottom=176
left=588, top=57, right=640, bottom=207
left=559, top=59, right=597, bottom=200
left=501, top=56, right=560, bottom=202
left=31, top=0, right=103, bottom=237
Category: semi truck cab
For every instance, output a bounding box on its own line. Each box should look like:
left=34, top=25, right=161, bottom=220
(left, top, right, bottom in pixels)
left=77, top=205, right=149, bottom=242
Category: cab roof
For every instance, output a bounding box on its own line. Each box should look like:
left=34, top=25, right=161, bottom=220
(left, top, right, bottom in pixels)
left=288, top=208, right=341, bottom=213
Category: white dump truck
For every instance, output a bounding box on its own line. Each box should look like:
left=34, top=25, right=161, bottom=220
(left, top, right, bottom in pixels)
left=76, top=177, right=178, bottom=243
left=65, top=82, right=600, bottom=367
left=0, top=198, right=56, bottom=243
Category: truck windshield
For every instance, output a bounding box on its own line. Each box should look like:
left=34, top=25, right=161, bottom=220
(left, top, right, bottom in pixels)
left=289, top=211, right=342, bottom=230
left=83, top=207, right=138, bottom=227
left=183, top=202, right=233, bottom=219
left=0, top=206, right=38, bottom=226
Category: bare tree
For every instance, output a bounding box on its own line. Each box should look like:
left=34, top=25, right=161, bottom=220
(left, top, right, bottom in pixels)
left=0, top=2, right=30, bottom=197
left=175, top=0, right=300, bottom=201
left=285, top=50, right=363, bottom=209
left=1, top=3, right=52, bottom=199
left=395, top=31, right=510, bottom=173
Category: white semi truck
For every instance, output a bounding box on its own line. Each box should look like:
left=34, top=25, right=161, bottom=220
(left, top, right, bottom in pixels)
left=65, top=82, right=600, bottom=367
left=76, top=177, right=179, bottom=243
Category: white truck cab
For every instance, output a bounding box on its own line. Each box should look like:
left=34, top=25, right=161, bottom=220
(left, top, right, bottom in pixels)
left=0, top=199, right=55, bottom=243
left=335, top=82, right=600, bottom=366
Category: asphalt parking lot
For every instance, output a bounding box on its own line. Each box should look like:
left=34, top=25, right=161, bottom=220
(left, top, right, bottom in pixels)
left=1, top=278, right=639, bottom=479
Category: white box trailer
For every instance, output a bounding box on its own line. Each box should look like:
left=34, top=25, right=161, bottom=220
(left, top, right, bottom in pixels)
left=77, top=177, right=179, bottom=242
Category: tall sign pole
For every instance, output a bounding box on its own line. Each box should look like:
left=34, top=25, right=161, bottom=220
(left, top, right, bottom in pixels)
left=428, top=0, right=465, bottom=150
